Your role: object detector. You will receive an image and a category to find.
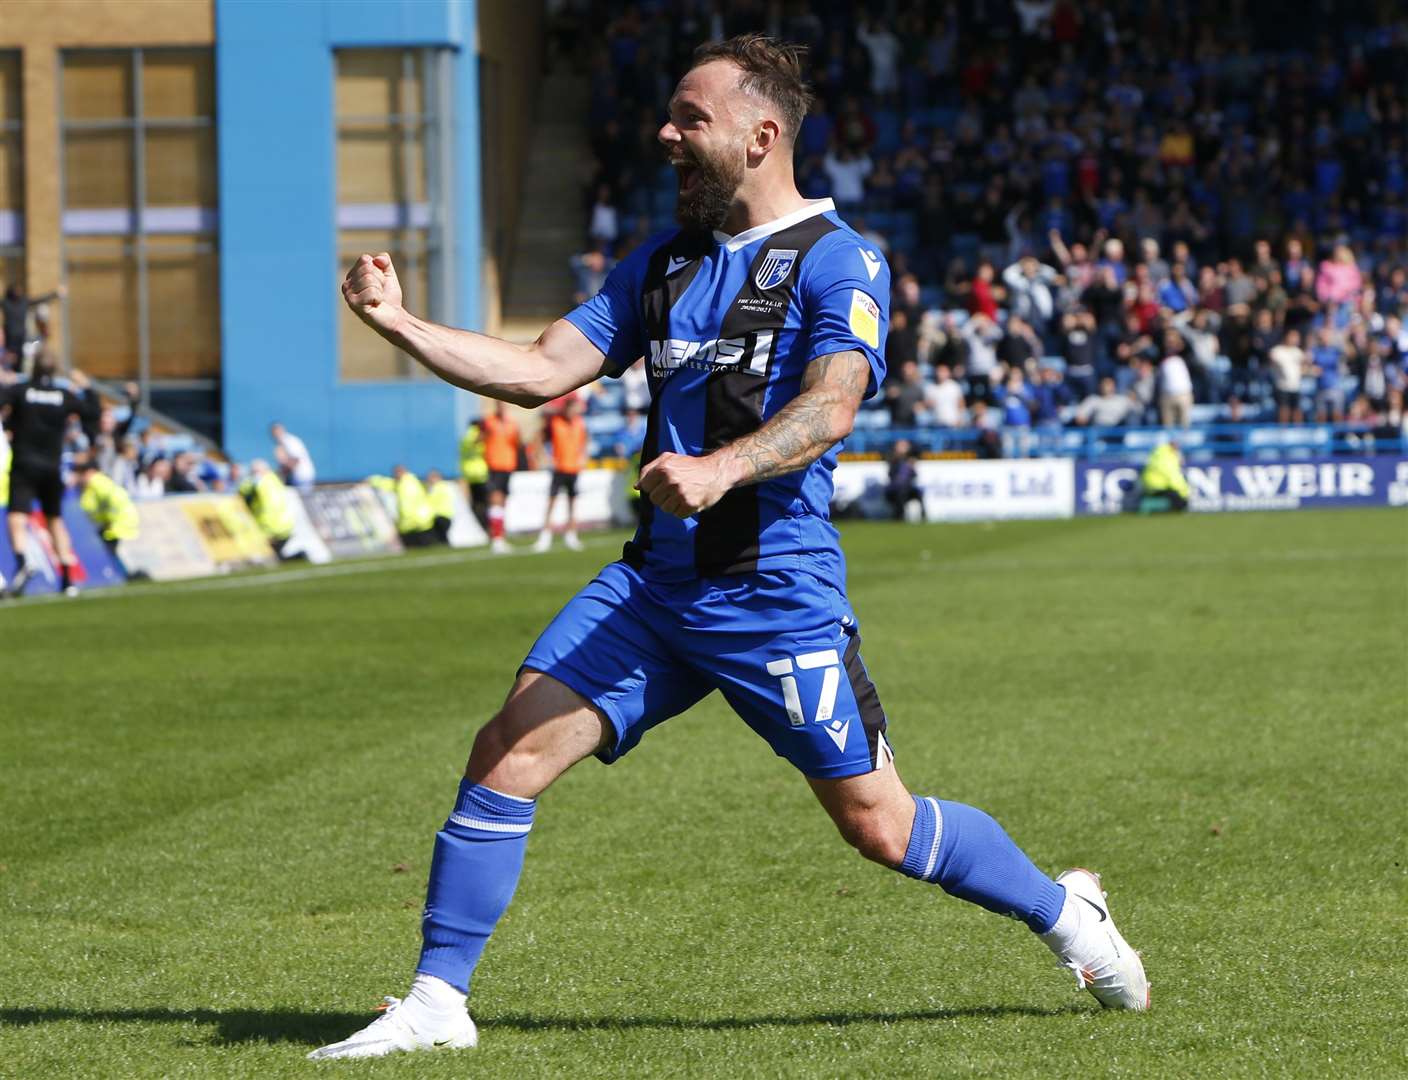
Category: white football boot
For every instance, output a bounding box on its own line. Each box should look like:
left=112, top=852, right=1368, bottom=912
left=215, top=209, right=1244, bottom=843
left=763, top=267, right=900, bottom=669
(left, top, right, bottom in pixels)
left=306, top=995, right=477, bottom=1061
left=1047, top=868, right=1149, bottom=1011
left=563, top=530, right=584, bottom=551
left=490, top=537, right=511, bottom=555
left=532, top=530, right=553, bottom=553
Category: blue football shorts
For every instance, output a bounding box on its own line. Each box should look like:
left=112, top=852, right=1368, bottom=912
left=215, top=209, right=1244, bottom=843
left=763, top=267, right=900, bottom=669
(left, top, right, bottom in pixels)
left=522, top=560, right=890, bottom=779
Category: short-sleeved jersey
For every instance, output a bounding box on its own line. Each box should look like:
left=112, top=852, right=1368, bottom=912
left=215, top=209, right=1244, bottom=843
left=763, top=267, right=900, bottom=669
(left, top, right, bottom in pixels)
left=2, top=379, right=96, bottom=471
left=565, top=198, right=890, bottom=584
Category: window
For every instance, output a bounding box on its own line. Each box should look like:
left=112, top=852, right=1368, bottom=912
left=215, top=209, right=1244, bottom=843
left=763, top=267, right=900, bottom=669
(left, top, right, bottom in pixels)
left=0, top=52, right=21, bottom=290
left=336, top=49, right=453, bottom=380
left=60, top=49, right=219, bottom=382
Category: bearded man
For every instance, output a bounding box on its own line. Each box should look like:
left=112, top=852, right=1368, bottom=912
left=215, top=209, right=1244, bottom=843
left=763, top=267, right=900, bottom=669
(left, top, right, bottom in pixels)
left=313, top=34, right=1147, bottom=1060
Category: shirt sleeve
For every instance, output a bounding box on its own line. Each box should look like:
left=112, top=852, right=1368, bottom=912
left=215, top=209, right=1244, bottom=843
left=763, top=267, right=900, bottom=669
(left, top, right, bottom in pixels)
left=562, top=237, right=660, bottom=378
left=802, top=234, right=892, bottom=398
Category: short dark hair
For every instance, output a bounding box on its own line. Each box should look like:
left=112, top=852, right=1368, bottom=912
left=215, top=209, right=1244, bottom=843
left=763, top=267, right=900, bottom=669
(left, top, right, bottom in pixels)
left=692, top=34, right=813, bottom=144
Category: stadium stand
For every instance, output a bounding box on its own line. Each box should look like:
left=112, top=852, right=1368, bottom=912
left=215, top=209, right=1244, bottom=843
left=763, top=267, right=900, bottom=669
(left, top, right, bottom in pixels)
left=562, top=0, right=1408, bottom=460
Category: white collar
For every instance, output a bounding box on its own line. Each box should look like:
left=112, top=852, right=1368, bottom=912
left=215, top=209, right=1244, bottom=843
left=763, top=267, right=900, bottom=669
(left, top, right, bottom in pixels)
left=713, top=198, right=835, bottom=253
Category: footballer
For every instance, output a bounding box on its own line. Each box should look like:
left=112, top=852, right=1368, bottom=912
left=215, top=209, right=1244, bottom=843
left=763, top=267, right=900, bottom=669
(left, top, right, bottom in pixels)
left=314, top=34, right=1147, bottom=1060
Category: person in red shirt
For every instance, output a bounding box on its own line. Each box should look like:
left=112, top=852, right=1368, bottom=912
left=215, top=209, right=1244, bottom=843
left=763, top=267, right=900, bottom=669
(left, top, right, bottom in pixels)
left=533, top=395, right=588, bottom=553
left=480, top=401, right=519, bottom=553
left=969, top=258, right=1001, bottom=319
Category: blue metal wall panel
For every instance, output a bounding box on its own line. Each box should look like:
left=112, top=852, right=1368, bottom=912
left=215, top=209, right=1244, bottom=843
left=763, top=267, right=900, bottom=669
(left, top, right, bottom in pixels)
left=216, top=0, right=480, bottom=482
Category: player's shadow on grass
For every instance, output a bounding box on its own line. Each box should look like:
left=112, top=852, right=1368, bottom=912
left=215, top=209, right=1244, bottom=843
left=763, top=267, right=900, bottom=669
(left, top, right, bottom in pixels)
left=0, top=1003, right=1084, bottom=1045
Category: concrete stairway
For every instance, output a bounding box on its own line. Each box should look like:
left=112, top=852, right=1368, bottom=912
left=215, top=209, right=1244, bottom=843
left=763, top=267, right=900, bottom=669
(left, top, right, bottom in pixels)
left=502, top=70, right=588, bottom=332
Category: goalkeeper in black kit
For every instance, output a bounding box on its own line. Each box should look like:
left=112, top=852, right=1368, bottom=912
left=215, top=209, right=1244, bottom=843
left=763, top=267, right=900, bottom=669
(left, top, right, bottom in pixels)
left=1, top=356, right=99, bottom=597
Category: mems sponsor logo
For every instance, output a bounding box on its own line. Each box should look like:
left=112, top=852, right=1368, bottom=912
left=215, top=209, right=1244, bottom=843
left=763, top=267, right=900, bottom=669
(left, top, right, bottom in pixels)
left=648, top=331, right=775, bottom=377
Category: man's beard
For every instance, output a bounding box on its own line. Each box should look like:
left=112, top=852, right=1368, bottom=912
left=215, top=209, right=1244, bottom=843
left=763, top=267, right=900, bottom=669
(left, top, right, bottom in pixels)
left=674, top=149, right=743, bottom=232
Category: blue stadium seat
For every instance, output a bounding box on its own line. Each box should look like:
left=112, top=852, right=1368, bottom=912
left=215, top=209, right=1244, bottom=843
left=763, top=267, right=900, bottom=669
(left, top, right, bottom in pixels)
left=873, top=109, right=902, bottom=155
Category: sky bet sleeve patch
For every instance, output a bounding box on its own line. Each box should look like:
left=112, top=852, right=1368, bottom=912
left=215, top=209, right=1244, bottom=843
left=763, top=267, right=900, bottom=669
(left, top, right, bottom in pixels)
left=848, top=289, right=881, bottom=349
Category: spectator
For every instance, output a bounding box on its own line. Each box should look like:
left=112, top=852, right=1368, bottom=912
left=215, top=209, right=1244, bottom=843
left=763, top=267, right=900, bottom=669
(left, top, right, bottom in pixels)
left=924, top=362, right=966, bottom=428
left=620, top=358, right=649, bottom=412
left=997, top=314, right=1042, bottom=373
left=1309, top=330, right=1346, bottom=423
left=1268, top=329, right=1308, bottom=424
left=885, top=308, right=919, bottom=372
left=167, top=451, right=206, bottom=494
left=885, top=438, right=922, bottom=521
left=822, top=146, right=872, bottom=209
left=270, top=422, right=315, bottom=492
left=884, top=359, right=926, bottom=427
left=587, top=185, right=619, bottom=248
left=857, top=17, right=900, bottom=98
left=1059, top=308, right=1099, bottom=399
left=1315, top=243, right=1363, bottom=310
left=1, top=283, right=66, bottom=370
left=613, top=407, right=646, bottom=459
left=136, top=457, right=171, bottom=500
left=1074, top=377, right=1137, bottom=427
left=960, top=313, right=1003, bottom=398
left=1157, top=331, right=1195, bottom=428
left=968, top=259, right=1001, bottom=319
left=1002, top=254, right=1059, bottom=329
left=1031, top=365, right=1072, bottom=428
left=569, top=248, right=615, bottom=305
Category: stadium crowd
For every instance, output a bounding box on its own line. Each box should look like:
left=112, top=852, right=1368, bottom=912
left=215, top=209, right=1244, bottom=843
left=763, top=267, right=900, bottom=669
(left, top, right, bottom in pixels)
left=566, top=0, right=1408, bottom=452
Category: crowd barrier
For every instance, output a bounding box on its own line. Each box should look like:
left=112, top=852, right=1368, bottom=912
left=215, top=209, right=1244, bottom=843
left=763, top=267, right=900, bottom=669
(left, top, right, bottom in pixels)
left=3, top=460, right=1402, bottom=597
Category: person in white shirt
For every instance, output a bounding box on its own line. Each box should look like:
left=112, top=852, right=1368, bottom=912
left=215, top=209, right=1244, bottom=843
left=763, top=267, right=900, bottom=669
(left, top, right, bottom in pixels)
left=924, top=363, right=967, bottom=427
left=1001, top=255, right=1059, bottom=328
left=1267, top=329, right=1307, bottom=424
left=1157, top=332, right=1195, bottom=428
left=856, top=18, right=900, bottom=97
left=620, top=358, right=650, bottom=412
left=587, top=185, right=618, bottom=248
left=270, top=422, right=316, bottom=492
left=822, top=148, right=872, bottom=208
left=960, top=313, right=1002, bottom=390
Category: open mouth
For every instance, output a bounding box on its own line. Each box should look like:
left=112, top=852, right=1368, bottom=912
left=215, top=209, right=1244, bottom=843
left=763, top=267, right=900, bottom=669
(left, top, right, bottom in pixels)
left=674, top=160, right=700, bottom=196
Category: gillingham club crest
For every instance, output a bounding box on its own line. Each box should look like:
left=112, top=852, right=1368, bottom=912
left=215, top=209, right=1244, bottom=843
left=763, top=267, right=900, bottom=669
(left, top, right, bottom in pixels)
left=755, top=248, right=798, bottom=290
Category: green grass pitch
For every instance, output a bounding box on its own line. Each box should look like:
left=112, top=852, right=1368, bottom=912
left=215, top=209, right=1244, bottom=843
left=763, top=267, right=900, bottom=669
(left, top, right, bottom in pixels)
left=2, top=509, right=1405, bottom=1078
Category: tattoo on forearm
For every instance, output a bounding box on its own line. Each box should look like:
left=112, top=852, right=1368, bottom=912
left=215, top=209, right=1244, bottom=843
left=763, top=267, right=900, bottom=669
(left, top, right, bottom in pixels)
left=726, top=351, right=871, bottom=486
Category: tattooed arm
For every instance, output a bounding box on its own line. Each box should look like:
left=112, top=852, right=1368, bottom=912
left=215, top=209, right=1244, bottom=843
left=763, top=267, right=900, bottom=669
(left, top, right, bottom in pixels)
left=636, top=351, right=873, bottom=518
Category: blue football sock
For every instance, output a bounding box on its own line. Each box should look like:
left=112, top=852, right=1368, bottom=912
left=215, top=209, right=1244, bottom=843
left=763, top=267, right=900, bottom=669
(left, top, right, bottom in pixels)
left=416, top=779, right=536, bottom=994
left=899, top=795, right=1065, bottom=933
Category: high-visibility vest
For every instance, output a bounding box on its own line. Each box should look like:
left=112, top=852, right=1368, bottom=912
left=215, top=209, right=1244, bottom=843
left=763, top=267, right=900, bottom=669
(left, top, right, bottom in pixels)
left=459, top=425, right=489, bottom=484
left=428, top=479, right=457, bottom=520
left=1141, top=443, right=1190, bottom=499
left=240, top=471, right=295, bottom=541
left=482, top=414, right=519, bottom=473
left=79, top=471, right=140, bottom=541
left=370, top=473, right=435, bottom=534
left=548, top=414, right=588, bottom=474
left=0, top=433, right=9, bottom=508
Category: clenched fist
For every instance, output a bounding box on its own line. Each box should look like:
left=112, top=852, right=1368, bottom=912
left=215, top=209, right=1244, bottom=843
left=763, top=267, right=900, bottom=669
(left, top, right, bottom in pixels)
left=342, top=252, right=404, bottom=335
left=636, top=451, right=731, bottom=518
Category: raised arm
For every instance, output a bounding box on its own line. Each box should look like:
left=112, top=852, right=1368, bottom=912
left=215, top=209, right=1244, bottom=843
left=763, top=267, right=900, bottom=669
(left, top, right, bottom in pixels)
left=342, top=253, right=615, bottom=407
left=636, top=350, right=871, bottom=518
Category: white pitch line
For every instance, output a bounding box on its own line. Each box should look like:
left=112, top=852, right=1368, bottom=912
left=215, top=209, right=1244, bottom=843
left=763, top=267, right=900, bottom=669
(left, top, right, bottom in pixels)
left=0, top=536, right=622, bottom=610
